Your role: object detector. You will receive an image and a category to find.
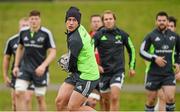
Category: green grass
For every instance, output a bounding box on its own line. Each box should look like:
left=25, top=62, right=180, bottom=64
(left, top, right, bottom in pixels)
left=0, top=1, right=180, bottom=111
left=1, top=0, right=180, bottom=84
left=1, top=90, right=180, bottom=111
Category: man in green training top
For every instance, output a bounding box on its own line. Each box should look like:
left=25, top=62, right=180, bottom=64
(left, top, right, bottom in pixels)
left=55, top=6, right=100, bottom=111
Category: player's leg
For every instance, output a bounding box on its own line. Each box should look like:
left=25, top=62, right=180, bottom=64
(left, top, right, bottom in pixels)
left=100, top=92, right=110, bottom=111
left=84, top=89, right=100, bottom=109
left=155, top=89, right=166, bottom=111
left=55, top=73, right=77, bottom=111
left=163, top=86, right=176, bottom=111
left=144, top=74, right=160, bottom=111
left=68, top=90, right=93, bottom=111
left=109, top=71, right=124, bottom=111
left=99, top=75, right=111, bottom=111
left=55, top=82, right=74, bottom=110
left=67, top=78, right=99, bottom=111
left=110, top=86, right=120, bottom=110
left=15, top=79, right=29, bottom=110
left=99, top=95, right=105, bottom=110
left=145, top=90, right=158, bottom=111
left=35, top=92, right=47, bottom=111
left=11, top=89, right=16, bottom=111
left=33, top=71, right=49, bottom=111
left=10, top=75, right=17, bottom=111
left=25, top=83, right=34, bottom=111
left=162, top=75, right=176, bottom=111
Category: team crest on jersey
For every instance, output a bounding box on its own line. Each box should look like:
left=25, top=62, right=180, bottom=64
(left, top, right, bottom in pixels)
left=169, top=36, right=175, bottom=41
left=115, top=35, right=122, bottom=40
left=37, top=37, right=45, bottom=42
left=162, top=45, right=169, bottom=50
left=155, top=37, right=160, bottom=41
left=24, top=36, right=29, bottom=41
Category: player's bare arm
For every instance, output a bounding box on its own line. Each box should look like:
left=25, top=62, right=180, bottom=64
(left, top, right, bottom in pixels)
left=13, top=44, right=24, bottom=77
left=35, top=48, right=56, bottom=76
left=3, top=55, right=11, bottom=86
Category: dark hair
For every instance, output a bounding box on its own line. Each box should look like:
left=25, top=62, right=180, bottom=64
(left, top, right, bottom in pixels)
left=102, top=10, right=116, bottom=21
left=90, top=14, right=101, bottom=21
left=156, top=11, right=168, bottom=20
left=29, top=10, right=40, bottom=17
left=168, top=16, right=177, bottom=27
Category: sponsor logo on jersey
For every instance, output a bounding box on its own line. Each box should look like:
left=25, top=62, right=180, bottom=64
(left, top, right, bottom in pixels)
left=24, top=36, right=29, bottom=41
left=115, top=40, right=122, bottom=44
left=30, top=40, right=36, bottom=44
left=155, top=37, right=160, bottom=41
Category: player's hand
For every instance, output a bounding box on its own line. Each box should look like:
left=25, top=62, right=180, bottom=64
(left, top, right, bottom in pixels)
left=4, top=76, right=11, bottom=87
left=174, top=63, right=180, bottom=74
left=155, top=56, right=167, bottom=67
left=35, top=65, right=46, bottom=77
left=98, top=65, right=104, bottom=74
left=129, top=69, right=135, bottom=77
left=175, top=72, right=180, bottom=81
left=13, top=66, right=19, bottom=77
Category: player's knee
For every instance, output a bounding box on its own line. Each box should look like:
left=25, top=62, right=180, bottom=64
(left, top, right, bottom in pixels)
left=111, top=94, right=119, bottom=103
left=36, top=96, right=45, bottom=105
left=25, top=97, right=32, bottom=105
left=55, top=96, right=65, bottom=107
left=15, top=91, right=24, bottom=98
left=67, top=103, right=78, bottom=111
left=147, top=97, right=156, bottom=105
left=166, top=96, right=175, bottom=103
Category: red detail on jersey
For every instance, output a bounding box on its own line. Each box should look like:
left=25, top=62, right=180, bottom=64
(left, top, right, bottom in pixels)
left=89, top=31, right=96, bottom=37
left=89, top=31, right=101, bottom=65
left=95, top=49, right=100, bottom=65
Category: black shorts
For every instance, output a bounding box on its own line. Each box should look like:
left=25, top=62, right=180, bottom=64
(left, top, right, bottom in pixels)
left=65, top=72, right=99, bottom=97
left=99, top=70, right=125, bottom=93
left=145, top=73, right=176, bottom=91
left=10, top=72, right=34, bottom=90
left=17, top=69, right=48, bottom=87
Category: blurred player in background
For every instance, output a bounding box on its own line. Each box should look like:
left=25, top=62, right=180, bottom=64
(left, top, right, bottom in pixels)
left=13, top=10, right=56, bottom=111
left=84, top=14, right=103, bottom=109
left=140, top=11, right=180, bottom=111
left=2, top=17, right=34, bottom=111
left=155, top=16, right=180, bottom=111
left=94, top=10, right=136, bottom=111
